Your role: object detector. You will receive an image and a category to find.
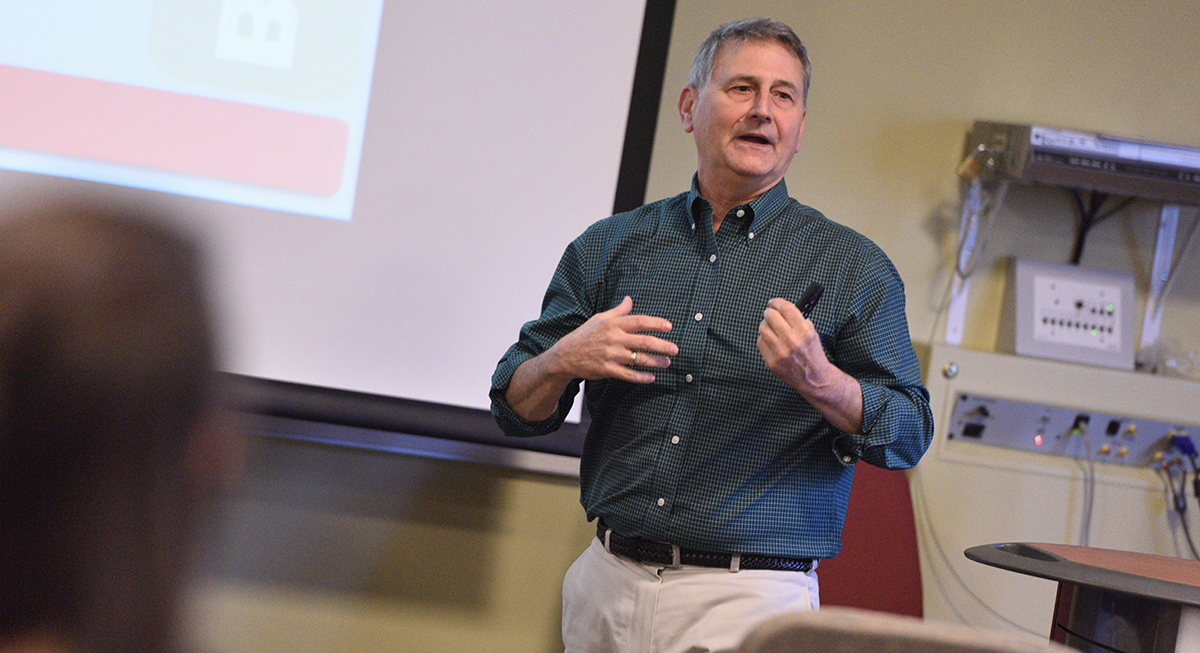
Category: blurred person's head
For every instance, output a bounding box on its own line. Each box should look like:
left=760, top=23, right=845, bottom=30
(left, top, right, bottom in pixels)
left=0, top=194, right=234, bottom=653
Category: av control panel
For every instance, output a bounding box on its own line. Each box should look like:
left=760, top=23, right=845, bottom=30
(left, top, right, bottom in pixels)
left=947, top=392, right=1194, bottom=467
left=1002, top=259, right=1136, bottom=370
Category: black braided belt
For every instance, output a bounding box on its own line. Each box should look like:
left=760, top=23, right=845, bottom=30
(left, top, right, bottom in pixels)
left=596, top=520, right=813, bottom=572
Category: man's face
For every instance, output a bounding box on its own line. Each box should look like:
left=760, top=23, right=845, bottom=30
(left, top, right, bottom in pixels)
left=680, top=39, right=807, bottom=195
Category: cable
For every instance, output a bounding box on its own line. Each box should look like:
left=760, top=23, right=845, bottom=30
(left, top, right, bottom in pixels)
left=909, top=471, right=1044, bottom=636
left=1186, top=454, right=1200, bottom=559
left=956, top=178, right=1009, bottom=278
left=1065, top=189, right=1135, bottom=264
left=1191, top=455, right=1200, bottom=504
left=1066, top=188, right=1098, bottom=264
left=1162, top=458, right=1200, bottom=560
left=1176, top=497, right=1198, bottom=561
left=922, top=180, right=992, bottom=349
left=1077, top=428, right=1096, bottom=547
left=925, top=176, right=1010, bottom=348
left=1094, top=196, right=1137, bottom=224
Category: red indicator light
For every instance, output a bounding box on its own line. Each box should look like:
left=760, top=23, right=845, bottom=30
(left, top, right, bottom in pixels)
left=1034, top=435, right=1044, bottom=447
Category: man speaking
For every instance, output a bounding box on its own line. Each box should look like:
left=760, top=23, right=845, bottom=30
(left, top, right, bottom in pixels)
left=491, top=17, right=934, bottom=653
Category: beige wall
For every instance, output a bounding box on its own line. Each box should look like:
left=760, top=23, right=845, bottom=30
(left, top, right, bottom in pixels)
left=190, top=2, right=1200, bottom=651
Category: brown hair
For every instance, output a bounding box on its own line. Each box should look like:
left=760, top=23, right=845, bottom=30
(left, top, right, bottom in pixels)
left=0, top=196, right=223, bottom=652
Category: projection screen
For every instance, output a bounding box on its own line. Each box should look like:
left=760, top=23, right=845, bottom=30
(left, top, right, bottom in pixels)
left=0, top=0, right=677, bottom=456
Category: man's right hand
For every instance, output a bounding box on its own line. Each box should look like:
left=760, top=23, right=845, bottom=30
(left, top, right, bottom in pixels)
left=504, top=296, right=678, bottom=421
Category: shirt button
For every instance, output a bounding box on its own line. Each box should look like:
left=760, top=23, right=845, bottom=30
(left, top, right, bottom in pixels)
left=694, top=313, right=703, bottom=321
left=657, top=498, right=666, bottom=507
left=709, top=253, right=717, bottom=263
left=736, top=209, right=745, bottom=218
left=671, top=436, right=680, bottom=444
left=842, top=455, right=853, bottom=463
left=748, top=232, right=755, bottom=240
left=685, top=374, right=694, bottom=383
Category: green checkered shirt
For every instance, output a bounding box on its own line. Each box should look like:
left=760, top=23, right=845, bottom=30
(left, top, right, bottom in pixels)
left=491, top=178, right=933, bottom=560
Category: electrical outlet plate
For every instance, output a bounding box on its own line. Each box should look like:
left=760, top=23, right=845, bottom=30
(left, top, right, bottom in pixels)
left=1010, top=259, right=1136, bottom=369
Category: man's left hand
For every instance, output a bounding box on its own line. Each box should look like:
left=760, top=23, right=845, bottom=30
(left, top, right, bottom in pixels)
left=757, top=297, right=828, bottom=392
left=757, top=297, right=864, bottom=434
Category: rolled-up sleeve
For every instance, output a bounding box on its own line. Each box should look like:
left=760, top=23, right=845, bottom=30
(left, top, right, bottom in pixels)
left=489, top=239, right=593, bottom=437
left=829, top=248, right=934, bottom=470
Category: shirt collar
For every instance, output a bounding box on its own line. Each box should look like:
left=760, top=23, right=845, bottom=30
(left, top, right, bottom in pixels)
left=687, top=175, right=791, bottom=234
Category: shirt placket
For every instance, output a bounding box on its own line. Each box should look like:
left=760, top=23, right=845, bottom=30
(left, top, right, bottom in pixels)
left=641, top=203, right=722, bottom=532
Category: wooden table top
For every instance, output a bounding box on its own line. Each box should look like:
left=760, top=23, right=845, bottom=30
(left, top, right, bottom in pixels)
left=1032, top=542, right=1200, bottom=589
left=965, top=542, right=1200, bottom=607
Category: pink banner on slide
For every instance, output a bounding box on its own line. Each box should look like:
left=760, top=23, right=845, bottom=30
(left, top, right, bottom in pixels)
left=0, top=65, right=348, bottom=196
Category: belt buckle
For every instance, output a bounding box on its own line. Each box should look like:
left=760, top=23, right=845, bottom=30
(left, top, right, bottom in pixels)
left=669, top=544, right=681, bottom=568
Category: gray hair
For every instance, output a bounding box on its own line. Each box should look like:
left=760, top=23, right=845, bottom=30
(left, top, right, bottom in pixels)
left=686, top=17, right=811, bottom=106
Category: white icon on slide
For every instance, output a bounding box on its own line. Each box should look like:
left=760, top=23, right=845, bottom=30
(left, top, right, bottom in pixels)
left=215, top=0, right=299, bottom=70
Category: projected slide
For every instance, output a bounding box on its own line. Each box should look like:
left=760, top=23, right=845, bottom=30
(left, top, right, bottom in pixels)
left=0, top=1, right=383, bottom=220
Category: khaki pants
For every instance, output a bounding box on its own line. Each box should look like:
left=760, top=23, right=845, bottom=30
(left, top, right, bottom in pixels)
left=562, top=537, right=819, bottom=653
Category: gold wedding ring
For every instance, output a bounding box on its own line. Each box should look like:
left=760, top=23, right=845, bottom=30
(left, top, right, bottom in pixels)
left=630, top=351, right=638, bottom=366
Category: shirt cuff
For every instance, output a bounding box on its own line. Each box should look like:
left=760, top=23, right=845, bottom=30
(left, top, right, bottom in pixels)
left=830, top=379, right=887, bottom=465
left=489, top=351, right=573, bottom=437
